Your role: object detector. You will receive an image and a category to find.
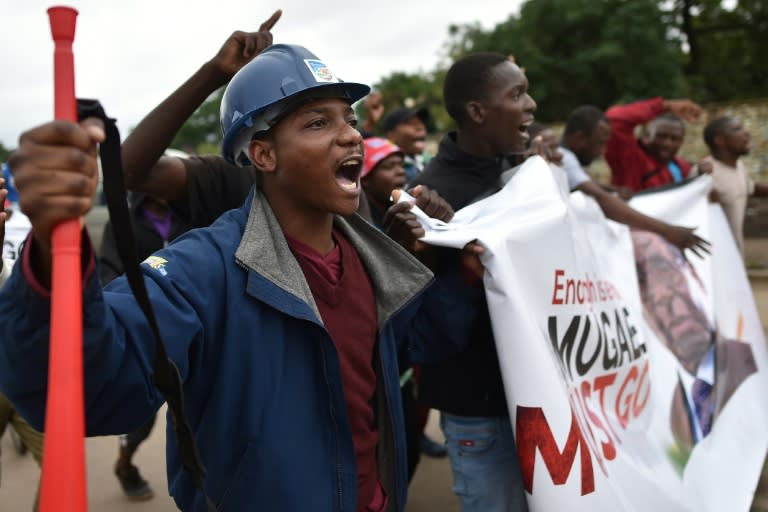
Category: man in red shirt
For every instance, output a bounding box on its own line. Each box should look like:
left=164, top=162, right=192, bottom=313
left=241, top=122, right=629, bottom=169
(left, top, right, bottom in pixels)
left=605, top=96, right=703, bottom=191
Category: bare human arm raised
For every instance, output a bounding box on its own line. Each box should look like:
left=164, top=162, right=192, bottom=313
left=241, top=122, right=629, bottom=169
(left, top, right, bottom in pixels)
left=122, top=10, right=281, bottom=201
left=661, top=98, right=703, bottom=123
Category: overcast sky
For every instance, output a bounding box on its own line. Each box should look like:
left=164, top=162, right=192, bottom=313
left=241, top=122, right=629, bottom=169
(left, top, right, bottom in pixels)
left=0, top=0, right=524, bottom=149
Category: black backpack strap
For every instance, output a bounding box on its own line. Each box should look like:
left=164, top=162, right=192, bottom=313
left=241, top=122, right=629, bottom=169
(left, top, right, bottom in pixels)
left=76, top=99, right=217, bottom=512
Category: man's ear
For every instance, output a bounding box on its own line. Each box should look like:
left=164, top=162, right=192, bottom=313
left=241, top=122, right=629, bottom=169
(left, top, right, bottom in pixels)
left=466, top=101, right=485, bottom=125
left=248, top=138, right=276, bottom=173
left=713, top=133, right=726, bottom=151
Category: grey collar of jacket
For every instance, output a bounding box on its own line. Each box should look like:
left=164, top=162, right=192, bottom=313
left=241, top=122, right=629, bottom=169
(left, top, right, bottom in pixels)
left=234, top=189, right=434, bottom=327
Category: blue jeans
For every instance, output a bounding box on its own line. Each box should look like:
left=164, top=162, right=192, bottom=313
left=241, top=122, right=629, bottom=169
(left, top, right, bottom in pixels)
left=440, top=413, right=529, bottom=512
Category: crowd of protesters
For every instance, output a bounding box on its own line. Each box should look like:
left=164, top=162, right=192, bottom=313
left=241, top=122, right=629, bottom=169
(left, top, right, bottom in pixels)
left=1, top=8, right=767, bottom=512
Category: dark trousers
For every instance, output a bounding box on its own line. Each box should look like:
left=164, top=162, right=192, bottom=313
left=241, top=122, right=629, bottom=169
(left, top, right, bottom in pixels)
left=121, top=414, right=156, bottom=454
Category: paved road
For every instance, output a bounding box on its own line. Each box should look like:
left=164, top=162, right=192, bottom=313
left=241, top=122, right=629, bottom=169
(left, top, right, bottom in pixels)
left=3, top=253, right=767, bottom=511
left=0, top=207, right=460, bottom=511
left=0, top=408, right=459, bottom=511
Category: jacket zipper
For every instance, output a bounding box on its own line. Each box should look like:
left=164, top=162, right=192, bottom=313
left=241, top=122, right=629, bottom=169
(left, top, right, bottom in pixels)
left=319, top=338, right=345, bottom=511
left=236, top=258, right=433, bottom=511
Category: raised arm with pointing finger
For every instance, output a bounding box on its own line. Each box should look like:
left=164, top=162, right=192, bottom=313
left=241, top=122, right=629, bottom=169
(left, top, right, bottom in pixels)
left=122, top=10, right=281, bottom=203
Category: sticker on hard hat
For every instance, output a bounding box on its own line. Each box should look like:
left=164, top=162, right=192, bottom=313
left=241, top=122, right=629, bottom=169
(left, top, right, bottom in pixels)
left=304, top=59, right=339, bottom=83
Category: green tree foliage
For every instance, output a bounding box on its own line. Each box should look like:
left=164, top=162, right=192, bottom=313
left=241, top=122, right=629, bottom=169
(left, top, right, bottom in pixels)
left=0, top=142, right=12, bottom=163
left=372, top=0, right=686, bottom=125
left=444, top=0, right=685, bottom=121
left=170, top=88, right=224, bottom=153
left=176, top=2, right=764, bottom=142
left=357, top=70, right=452, bottom=133
left=669, top=0, right=768, bottom=102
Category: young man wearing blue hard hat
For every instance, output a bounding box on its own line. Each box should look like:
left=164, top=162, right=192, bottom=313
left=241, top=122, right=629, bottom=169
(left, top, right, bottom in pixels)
left=0, top=24, right=483, bottom=512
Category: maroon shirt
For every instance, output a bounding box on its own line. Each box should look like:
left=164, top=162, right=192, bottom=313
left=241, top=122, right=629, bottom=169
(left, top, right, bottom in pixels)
left=286, top=229, right=386, bottom=512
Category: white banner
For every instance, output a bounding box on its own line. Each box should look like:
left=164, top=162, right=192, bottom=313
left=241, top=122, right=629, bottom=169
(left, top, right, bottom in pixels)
left=2, top=206, right=31, bottom=264
left=409, top=156, right=768, bottom=511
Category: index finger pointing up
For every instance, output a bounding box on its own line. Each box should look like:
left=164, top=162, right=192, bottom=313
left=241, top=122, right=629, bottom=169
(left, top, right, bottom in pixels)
left=259, top=9, right=282, bottom=32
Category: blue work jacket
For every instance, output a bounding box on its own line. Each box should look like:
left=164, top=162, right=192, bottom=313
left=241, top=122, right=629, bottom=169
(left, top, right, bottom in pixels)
left=0, top=189, right=478, bottom=511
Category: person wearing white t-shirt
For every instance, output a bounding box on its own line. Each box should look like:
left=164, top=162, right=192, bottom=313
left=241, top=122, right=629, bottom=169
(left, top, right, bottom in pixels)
left=700, top=116, right=768, bottom=256
left=524, top=108, right=710, bottom=257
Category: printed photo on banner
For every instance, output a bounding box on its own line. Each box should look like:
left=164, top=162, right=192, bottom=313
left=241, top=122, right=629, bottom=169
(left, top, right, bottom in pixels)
left=633, top=230, right=757, bottom=470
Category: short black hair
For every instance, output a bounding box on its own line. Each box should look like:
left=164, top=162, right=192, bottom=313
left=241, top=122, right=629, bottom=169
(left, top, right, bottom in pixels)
left=380, top=106, right=429, bottom=134
left=443, top=52, right=510, bottom=124
left=564, top=105, right=606, bottom=136
left=703, top=116, right=734, bottom=151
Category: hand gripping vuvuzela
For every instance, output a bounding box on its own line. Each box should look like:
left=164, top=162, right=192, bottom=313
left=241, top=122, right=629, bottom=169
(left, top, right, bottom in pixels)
left=41, top=6, right=88, bottom=511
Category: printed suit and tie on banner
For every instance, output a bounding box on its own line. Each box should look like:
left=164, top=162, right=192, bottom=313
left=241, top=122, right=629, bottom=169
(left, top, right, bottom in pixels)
left=405, top=156, right=768, bottom=511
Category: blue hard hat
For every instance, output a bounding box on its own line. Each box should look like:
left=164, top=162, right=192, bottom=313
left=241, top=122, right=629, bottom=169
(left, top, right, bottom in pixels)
left=220, top=44, right=371, bottom=166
